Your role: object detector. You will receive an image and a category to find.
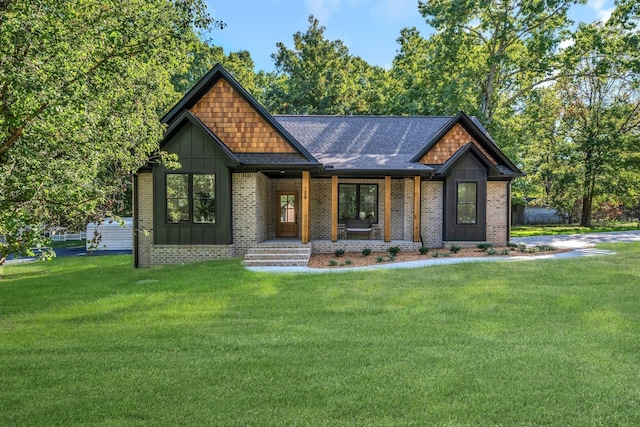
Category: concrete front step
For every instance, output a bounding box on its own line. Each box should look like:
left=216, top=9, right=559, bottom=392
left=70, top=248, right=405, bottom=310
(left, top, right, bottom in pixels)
left=243, top=245, right=311, bottom=267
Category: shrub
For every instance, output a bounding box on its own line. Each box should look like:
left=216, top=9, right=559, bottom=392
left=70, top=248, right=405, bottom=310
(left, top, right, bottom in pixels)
left=362, top=248, right=371, bottom=256
left=388, top=246, right=401, bottom=256
left=419, top=246, right=429, bottom=255
left=442, top=252, right=451, bottom=257
left=328, top=260, right=338, bottom=266
left=449, top=244, right=461, bottom=253
left=518, top=243, right=527, bottom=252
left=334, top=248, right=345, bottom=257
left=477, top=243, right=493, bottom=251
left=376, top=256, right=385, bottom=263
left=507, top=242, right=519, bottom=249
left=345, top=259, right=353, bottom=265
left=500, top=249, right=510, bottom=255
left=388, top=254, right=396, bottom=261
left=537, top=244, right=556, bottom=252
left=487, top=248, right=497, bottom=256
left=431, top=252, right=440, bottom=258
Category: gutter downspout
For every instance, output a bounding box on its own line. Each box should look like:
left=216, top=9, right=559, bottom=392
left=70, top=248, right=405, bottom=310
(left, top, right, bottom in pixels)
left=132, top=174, right=139, bottom=268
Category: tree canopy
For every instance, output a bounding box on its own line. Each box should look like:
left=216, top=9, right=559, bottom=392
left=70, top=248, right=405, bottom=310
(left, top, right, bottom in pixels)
left=0, top=0, right=217, bottom=266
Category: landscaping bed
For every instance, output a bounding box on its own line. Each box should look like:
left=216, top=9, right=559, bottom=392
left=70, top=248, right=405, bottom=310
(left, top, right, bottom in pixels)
left=308, top=244, right=571, bottom=268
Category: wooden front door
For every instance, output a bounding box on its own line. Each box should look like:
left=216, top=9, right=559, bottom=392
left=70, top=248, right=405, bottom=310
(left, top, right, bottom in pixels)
left=276, top=191, right=298, bottom=238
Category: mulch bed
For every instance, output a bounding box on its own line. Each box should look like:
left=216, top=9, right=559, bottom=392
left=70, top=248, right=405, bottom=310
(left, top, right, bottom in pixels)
left=308, top=246, right=572, bottom=269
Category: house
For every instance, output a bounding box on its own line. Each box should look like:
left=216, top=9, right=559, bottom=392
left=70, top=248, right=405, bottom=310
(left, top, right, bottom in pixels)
left=133, top=64, right=523, bottom=267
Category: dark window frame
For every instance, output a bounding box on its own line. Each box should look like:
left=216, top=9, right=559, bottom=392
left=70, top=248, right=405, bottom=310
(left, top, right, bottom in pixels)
left=166, top=173, right=216, bottom=225
left=338, top=183, right=379, bottom=224
left=456, top=181, right=478, bottom=225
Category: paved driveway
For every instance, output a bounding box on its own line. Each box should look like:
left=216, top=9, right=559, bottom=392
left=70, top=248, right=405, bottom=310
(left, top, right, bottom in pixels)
left=4, top=247, right=132, bottom=265
left=511, top=230, right=640, bottom=248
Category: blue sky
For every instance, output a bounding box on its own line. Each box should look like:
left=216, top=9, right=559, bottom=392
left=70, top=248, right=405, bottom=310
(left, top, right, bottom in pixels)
left=205, top=0, right=615, bottom=72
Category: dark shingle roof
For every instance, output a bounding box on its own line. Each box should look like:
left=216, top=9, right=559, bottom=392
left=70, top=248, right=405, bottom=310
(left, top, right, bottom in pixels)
left=274, top=115, right=454, bottom=173
left=235, top=152, right=316, bottom=166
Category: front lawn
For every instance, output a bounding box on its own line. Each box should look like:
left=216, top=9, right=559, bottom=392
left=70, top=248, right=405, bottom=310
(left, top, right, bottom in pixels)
left=1, top=244, right=639, bottom=426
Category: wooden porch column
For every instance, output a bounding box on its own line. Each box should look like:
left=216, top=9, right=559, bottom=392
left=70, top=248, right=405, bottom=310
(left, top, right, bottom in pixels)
left=301, top=170, right=310, bottom=243
left=331, top=175, right=338, bottom=242
left=413, top=176, right=421, bottom=242
left=384, top=175, right=391, bottom=242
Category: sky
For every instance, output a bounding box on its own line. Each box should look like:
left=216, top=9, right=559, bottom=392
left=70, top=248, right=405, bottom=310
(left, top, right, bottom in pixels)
left=205, top=0, right=616, bottom=72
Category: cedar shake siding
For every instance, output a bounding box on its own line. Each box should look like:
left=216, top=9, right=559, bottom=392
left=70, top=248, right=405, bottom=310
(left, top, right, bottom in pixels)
left=190, top=79, right=297, bottom=154
left=419, top=123, right=498, bottom=166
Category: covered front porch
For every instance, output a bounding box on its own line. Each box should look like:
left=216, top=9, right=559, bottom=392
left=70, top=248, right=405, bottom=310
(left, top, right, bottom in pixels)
left=247, top=171, right=428, bottom=250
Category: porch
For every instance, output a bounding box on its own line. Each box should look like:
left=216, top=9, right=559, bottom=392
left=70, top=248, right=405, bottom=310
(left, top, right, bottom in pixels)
left=249, top=172, right=426, bottom=247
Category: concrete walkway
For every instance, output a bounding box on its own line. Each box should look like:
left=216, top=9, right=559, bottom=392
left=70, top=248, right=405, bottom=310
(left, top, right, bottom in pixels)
left=246, top=230, right=640, bottom=274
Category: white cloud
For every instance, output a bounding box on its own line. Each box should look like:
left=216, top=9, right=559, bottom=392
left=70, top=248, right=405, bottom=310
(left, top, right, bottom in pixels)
left=588, top=0, right=614, bottom=22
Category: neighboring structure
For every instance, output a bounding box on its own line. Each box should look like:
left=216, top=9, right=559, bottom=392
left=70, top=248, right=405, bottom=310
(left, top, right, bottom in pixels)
left=133, top=64, right=523, bottom=267
left=86, top=218, right=133, bottom=251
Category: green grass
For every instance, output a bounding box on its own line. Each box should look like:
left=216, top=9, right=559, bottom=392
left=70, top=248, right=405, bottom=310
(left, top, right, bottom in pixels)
left=511, top=221, right=639, bottom=237
left=1, top=245, right=640, bottom=425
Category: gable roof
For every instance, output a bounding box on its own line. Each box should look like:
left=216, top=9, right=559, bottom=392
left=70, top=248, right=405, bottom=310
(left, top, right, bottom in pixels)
left=436, top=142, right=501, bottom=177
left=410, top=111, right=523, bottom=176
left=160, top=110, right=240, bottom=166
left=162, top=64, right=319, bottom=165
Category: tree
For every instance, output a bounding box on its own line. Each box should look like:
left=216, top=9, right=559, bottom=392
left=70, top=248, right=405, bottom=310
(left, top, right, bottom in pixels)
left=388, top=27, right=480, bottom=116
left=269, top=15, right=389, bottom=115
left=556, top=22, right=640, bottom=226
left=418, top=0, right=584, bottom=126
left=0, top=0, right=217, bottom=269
left=514, top=17, right=640, bottom=226
left=171, top=40, right=257, bottom=94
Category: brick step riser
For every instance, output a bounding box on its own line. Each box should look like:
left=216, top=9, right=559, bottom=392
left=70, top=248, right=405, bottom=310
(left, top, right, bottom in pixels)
left=245, top=254, right=310, bottom=261
left=249, top=248, right=311, bottom=253
left=243, top=260, right=309, bottom=267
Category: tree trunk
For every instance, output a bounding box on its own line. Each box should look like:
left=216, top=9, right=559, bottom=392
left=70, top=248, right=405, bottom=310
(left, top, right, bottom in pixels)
left=580, top=195, right=592, bottom=227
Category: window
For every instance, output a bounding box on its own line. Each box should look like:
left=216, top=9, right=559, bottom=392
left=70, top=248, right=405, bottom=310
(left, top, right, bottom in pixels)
left=166, top=173, right=216, bottom=224
left=338, top=184, right=378, bottom=223
left=457, top=182, right=477, bottom=224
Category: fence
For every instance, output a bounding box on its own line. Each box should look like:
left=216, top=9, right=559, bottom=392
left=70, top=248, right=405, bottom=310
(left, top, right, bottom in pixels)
left=50, top=232, right=87, bottom=242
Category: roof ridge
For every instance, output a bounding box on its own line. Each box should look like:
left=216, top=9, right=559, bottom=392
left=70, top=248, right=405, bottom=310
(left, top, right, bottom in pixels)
left=274, top=115, right=454, bottom=119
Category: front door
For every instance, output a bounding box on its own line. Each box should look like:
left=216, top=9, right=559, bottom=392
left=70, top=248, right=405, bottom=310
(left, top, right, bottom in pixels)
left=276, top=191, right=298, bottom=238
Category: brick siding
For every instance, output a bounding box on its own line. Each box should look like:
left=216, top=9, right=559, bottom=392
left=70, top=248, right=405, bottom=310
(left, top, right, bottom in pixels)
left=232, top=173, right=258, bottom=256
left=256, top=172, right=271, bottom=242
left=421, top=181, right=444, bottom=248
left=312, top=240, right=421, bottom=254
left=486, top=181, right=509, bottom=246
left=150, top=245, right=234, bottom=265
left=135, top=172, right=154, bottom=267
